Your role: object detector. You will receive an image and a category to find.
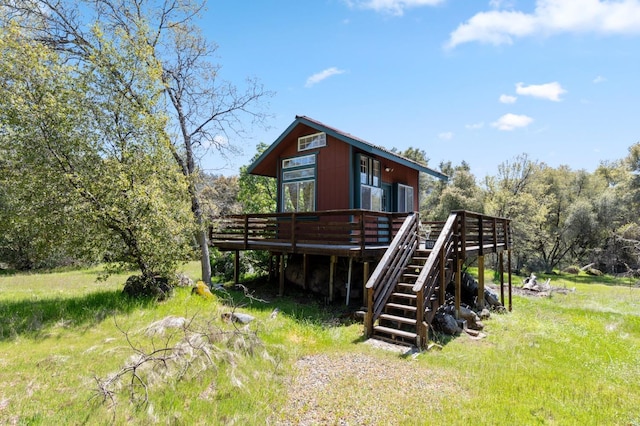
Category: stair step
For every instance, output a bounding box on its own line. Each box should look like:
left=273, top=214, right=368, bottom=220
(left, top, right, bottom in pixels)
left=391, top=292, right=417, bottom=300
left=396, top=283, right=414, bottom=291
left=379, top=313, right=417, bottom=325
left=373, top=325, right=418, bottom=340
left=386, top=303, right=417, bottom=312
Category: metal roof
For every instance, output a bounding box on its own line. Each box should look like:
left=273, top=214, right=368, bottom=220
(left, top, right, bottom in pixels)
left=247, top=115, right=449, bottom=182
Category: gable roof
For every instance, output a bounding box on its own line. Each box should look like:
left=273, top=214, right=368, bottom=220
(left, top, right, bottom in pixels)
left=247, top=115, right=449, bottom=181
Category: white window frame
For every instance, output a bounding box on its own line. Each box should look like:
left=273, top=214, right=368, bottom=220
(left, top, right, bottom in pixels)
left=281, top=155, right=316, bottom=213
left=298, top=132, right=326, bottom=151
left=397, top=184, right=414, bottom=213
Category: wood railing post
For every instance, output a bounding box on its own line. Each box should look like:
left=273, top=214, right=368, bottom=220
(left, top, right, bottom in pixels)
left=243, top=215, right=249, bottom=249
left=455, top=258, right=463, bottom=319
left=478, top=216, right=484, bottom=257
left=415, top=288, right=425, bottom=348
left=360, top=211, right=366, bottom=252
left=439, top=249, right=446, bottom=305
left=365, top=287, right=374, bottom=337
left=290, top=212, right=297, bottom=252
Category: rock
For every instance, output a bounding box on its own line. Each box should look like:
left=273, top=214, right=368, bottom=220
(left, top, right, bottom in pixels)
left=123, top=275, right=173, bottom=301
left=221, top=312, right=255, bottom=324
left=175, top=273, right=193, bottom=287
left=484, top=289, right=501, bottom=307
left=434, top=313, right=461, bottom=335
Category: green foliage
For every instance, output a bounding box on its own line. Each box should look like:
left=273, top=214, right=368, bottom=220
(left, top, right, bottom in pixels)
left=0, top=21, right=195, bottom=279
left=238, top=142, right=277, bottom=214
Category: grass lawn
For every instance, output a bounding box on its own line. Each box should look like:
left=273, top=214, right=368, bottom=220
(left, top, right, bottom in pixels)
left=1, top=263, right=639, bottom=424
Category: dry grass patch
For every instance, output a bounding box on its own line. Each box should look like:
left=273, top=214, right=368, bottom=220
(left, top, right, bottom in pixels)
left=274, top=351, right=463, bottom=425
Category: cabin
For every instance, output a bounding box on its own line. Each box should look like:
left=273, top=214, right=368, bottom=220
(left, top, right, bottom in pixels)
left=210, top=116, right=513, bottom=349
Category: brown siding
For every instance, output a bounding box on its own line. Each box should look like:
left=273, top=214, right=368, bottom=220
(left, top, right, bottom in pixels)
left=317, top=137, right=350, bottom=210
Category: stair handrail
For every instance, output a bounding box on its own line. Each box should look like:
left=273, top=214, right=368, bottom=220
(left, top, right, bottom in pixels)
left=364, top=212, right=420, bottom=337
left=412, top=210, right=512, bottom=347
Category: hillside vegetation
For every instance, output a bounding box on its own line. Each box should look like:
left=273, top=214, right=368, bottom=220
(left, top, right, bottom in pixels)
left=0, top=263, right=639, bottom=424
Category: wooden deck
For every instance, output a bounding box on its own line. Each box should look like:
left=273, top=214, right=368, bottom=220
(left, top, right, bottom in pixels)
left=210, top=209, right=410, bottom=261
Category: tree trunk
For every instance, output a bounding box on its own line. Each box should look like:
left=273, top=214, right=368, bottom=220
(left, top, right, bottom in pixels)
left=196, top=228, right=212, bottom=286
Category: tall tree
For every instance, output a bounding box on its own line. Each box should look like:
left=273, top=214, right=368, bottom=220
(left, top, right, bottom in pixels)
left=4, top=0, right=272, bottom=285
left=0, top=21, right=195, bottom=278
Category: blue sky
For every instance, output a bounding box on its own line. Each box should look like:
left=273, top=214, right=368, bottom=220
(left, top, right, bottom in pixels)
left=198, top=0, right=640, bottom=179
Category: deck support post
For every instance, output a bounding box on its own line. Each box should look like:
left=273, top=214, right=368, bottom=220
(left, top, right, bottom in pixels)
left=329, top=255, right=337, bottom=302
left=362, top=262, right=370, bottom=306
left=302, top=254, right=308, bottom=290
left=499, top=251, right=505, bottom=306
left=508, top=250, right=513, bottom=312
left=477, top=255, right=485, bottom=309
left=279, top=254, right=285, bottom=297
left=345, top=257, right=353, bottom=306
left=455, top=258, right=463, bottom=319
left=234, top=250, right=240, bottom=285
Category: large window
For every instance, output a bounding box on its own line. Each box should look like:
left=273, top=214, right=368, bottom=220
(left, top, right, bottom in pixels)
left=282, top=154, right=316, bottom=212
left=360, top=155, right=382, bottom=211
left=397, top=184, right=414, bottom=213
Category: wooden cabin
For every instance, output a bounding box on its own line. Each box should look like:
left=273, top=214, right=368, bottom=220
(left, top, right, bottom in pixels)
left=210, top=116, right=513, bottom=349
left=247, top=115, right=448, bottom=214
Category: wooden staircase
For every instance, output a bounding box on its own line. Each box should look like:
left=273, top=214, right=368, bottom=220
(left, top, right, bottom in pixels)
left=372, top=249, right=438, bottom=346
left=365, top=210, right=512, bottom=349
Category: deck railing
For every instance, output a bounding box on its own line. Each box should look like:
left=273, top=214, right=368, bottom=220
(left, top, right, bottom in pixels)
left=210, top=209, right=410, bottom=252
left=413, top=210, right=512, bottom=345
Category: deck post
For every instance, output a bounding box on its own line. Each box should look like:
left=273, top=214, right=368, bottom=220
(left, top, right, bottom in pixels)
left=455, top=258, right=463, bottom=319
left=345, top=257, right=353, bottom=306
left=302, top=254, right=308, bottom=290
left=477, top=255, right=485, bottom=309
left=329, top=255, right=337, bottom=302
left=234, top=250, right=240, bottom=285
left=499, top=251, right=505, bottom=306
left=439, top=250, right=446, bottom=305
left=508, top=249, right=513, bottom=312
left=279, top=254, right=285, bottom=297
left=362, top=262, right=370, bottom=306
left=365, top=287, right=373, bottom=337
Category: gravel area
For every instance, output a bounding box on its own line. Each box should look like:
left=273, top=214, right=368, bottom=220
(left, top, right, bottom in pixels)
left=272, top=342, right=458, bottom=425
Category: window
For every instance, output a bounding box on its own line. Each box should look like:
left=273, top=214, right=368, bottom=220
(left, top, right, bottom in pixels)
left=361, top=185, right=383, bottom=211
left=359, top=155, right=382, bottom=211
left=360, top=156, right=380, bottom=187
left=298, top=132, right=326, bottom=151
left=281, top=155, right=316, bottom=212
left=397, top=184, right=414, bottom=213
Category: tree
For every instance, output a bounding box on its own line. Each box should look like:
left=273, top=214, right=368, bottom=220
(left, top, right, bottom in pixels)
left=238, top=142, right=277, bottom=214
left=0, top=20, right=194, bottom=279
left=423, top=161, right=483, bottom=221
left=4, top=0, right=272, bottom=285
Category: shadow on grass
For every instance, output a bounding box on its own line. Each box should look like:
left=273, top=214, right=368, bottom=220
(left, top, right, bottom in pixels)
left=0, top=290, right=156, bottom=341
left=216, top=276, right=362, bottom=327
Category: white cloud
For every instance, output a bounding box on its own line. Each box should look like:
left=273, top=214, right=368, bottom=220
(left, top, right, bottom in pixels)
left=491, top=113, right=534, bottom=130
left=305, top=67, right=346, bottom=87
left=446, top=0, right=640, bottom=48
left=499, top=94, right=517, bottom=104
left=345, top=0, right=444, bottom=16
left=438, top=131, right=454, bottom=140
left=465, top=121, right=485, bottom=129
left=489, top=0, right=515, bottom=9
left=516, top=81, right=566, bottom=101
left=593, top=75, right=607, bottom=83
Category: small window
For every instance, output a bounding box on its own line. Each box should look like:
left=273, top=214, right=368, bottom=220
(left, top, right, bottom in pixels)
left=298, top=132, right=326, bottom=151
left=283, top=154, right=315, bottom=169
